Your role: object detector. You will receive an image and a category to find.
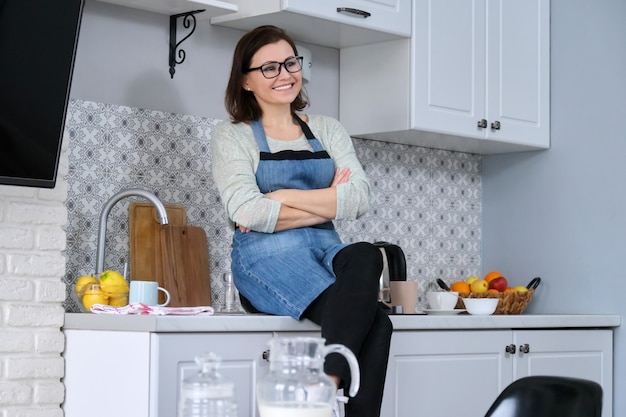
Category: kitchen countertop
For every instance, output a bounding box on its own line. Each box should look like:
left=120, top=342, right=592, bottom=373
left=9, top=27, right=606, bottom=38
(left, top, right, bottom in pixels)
left=64, top=312, right=621, bottom=333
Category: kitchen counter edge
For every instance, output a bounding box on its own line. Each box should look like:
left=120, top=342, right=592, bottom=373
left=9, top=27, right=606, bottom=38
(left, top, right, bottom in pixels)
left=63, top=313, right=621, bottom=333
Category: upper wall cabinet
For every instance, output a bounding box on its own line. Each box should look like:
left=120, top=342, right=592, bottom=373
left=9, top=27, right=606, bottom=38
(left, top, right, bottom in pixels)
left=95, top=0, right=238, bottom=19
left=340, top=0, right=550, bottom=154
left=210, top=0, right=411, bottom=48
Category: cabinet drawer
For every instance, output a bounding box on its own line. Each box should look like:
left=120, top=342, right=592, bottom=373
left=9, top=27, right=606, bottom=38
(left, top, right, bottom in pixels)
left=211, top=0, right=411, bottom=48
left=95, top=0, right=238, bottom=19
left=284, top=0, right=410, bottom=36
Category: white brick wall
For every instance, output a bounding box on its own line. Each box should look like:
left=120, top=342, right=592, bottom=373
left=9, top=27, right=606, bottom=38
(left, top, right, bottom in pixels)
left=0, top=136, right=69, bottom=417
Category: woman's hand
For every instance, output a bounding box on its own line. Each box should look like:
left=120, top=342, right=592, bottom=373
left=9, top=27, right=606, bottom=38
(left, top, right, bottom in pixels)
left=236, top=224, right=251, bottom=233
left=331, top=167, right=351, bottom=186
left=265, top=190, right=285, bottom=204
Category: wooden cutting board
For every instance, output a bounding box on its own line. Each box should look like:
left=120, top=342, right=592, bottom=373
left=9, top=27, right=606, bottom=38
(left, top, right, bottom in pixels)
left=129, top=202, right=186, bottom=283
left=160, top=225, right=212, bottom=307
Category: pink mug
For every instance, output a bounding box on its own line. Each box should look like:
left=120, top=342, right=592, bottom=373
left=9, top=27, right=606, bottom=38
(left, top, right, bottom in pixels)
left=380, top=281, right=419, bottom=314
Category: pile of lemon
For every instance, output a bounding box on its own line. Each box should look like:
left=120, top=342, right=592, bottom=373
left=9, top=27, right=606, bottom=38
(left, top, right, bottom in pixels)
left=74, top=270, right=129, bottom=311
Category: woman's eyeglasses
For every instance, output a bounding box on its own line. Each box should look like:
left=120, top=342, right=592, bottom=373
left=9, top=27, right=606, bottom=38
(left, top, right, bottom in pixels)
left=245, top=56, right=304, bottom=79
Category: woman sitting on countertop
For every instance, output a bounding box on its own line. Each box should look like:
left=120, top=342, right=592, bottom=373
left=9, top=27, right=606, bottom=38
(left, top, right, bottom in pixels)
left=211, top=25, right=392, bottom=417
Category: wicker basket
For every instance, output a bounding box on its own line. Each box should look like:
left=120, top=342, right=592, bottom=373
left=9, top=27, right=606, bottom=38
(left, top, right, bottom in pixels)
left=455, top=289, right=535, bottom=314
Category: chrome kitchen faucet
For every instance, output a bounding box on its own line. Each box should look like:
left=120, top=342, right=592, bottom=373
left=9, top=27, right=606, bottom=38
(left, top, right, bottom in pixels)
left=95, top=188, right=169, bottom=276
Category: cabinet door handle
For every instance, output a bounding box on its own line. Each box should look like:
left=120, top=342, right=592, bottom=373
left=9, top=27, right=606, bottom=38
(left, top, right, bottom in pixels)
left=477, top=119, right=488, bottom=129
left=262, top=349, right=270, bottom=362
left=337, top=7, right=371, bottom=18
left=505, top=344, right=516, bottom=354
left=519, top=344, right=530, bottom=354
left=491, top=120, right=501, bottom=130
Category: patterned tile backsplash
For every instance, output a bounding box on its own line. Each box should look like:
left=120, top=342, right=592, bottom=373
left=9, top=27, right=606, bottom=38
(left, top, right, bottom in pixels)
left=63, top=99, right=482, bottom=313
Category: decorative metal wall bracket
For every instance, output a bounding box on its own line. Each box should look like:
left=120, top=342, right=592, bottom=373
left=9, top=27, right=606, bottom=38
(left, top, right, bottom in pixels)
left=169, top=9, right=205, bottom=79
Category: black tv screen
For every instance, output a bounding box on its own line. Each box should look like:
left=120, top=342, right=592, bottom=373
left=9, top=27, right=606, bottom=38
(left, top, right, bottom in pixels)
left=0, top=0, right=84, bottom=188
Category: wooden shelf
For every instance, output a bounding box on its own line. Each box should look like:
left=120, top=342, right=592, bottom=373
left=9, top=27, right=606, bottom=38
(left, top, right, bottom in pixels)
left=96, top=0, right=237, bottom=19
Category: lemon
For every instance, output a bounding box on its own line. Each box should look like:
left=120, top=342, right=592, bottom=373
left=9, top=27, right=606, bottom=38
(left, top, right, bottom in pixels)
left=105, top=284, right=129, bottom=307
left=108, top=294, right=129, bottom=307
left=99, top=271, right=129, bottom=307
left=99, top=270, right=129, bottom=292
left=82, top=286, right=109, bottom=310
left=74, top=275, right=98, bottom=294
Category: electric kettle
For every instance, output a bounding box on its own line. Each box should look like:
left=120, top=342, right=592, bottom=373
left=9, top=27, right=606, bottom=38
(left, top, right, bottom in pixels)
left=374, top=241, right=407, bottom=304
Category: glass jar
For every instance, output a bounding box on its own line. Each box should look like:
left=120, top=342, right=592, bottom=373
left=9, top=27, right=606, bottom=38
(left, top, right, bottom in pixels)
left=221, top=272, right=237, bottom=313
left=178, top=352, right=238, bottom=417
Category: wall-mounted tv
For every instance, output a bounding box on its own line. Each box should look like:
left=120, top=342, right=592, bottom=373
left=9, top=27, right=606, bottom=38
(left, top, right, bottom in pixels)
left=0, top=0, right=84, bottom=188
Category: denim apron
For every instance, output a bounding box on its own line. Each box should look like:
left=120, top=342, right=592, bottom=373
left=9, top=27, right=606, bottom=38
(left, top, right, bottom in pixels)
left=230, top=116, right=347, bottom=319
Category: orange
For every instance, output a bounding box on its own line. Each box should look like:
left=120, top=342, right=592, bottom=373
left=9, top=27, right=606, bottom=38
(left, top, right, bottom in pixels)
left=504, top=287, right=516, bottom=293
left=487, top=288, right=499, bottom=293
left=484, top=271, right=503, bottom=283
left=450, top=281, right=470, bottom=293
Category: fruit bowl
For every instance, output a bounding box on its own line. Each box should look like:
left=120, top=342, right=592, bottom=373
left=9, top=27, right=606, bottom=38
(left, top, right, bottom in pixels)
left=454, top=277, right=541, bottom=314
left=73, top=272, right=129, bottom=312
left=74, top=283, right=129, bottom=312
left=462, top=297, right=499, bottom=315
left=456, top=290, right=535, bottom=314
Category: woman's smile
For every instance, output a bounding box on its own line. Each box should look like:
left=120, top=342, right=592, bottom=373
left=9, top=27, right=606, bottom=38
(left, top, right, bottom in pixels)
left=273, top=83, right=295, bottom=91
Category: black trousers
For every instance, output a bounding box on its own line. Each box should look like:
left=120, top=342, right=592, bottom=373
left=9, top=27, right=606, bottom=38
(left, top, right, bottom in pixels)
left=302, top=242, right=393, bottom=417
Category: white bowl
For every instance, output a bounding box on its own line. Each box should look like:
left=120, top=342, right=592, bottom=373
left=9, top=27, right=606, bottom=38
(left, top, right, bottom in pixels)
left=462, top=297, right=499, bottom=315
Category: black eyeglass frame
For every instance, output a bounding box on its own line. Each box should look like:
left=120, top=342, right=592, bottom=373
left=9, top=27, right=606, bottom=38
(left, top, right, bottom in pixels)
left=245, top=56, right=304, bottom=79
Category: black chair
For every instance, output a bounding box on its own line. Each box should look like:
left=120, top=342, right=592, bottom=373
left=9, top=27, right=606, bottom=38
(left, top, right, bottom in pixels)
left=484, top=376, right=603, bottom=417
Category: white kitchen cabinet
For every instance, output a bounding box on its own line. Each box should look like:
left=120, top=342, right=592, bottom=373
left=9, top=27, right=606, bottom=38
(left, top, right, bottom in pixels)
left=95, top=0, right=238, bottom=19
left=383, top=329, right=613, bottom=417
left=210, top=0, right=411, bottom=48
left=63, top=330, right=153, bottom=417
left=63, top=330, right=274, bottom=417
left=152, top=332, right=273, bottom=417
left=340, top=0, right=550, bottom=154
left=63, top=314, right=617, bottom=417
left=153, top=330, right=323, bottom=417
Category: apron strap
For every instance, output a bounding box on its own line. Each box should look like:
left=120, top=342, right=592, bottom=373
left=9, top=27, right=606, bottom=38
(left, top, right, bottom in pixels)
left=251, top=119, right=271, bottom=152
left=252, top=115, right=325, bottom=153
left=293, top=114, right=315, bottom=139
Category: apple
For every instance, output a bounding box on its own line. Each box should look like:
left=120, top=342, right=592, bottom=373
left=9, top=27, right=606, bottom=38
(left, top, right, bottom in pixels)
left=488, top=276, right=508, bottom=292
left=465, top=275, right=479, bottom=285
left=470, top=279, right=489, bottom=293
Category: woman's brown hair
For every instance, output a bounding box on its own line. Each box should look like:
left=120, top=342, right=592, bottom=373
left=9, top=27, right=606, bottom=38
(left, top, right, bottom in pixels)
left=225, top=25, right=309, bottom=123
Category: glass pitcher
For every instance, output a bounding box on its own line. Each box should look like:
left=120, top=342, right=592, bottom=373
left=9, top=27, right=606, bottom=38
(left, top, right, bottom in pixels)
left=256, top=336, right=360, bottom=417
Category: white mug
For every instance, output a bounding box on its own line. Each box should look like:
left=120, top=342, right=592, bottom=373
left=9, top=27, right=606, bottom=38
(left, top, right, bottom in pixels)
left=129, top=280, right=171, bottom=306
left=426, top=291, right=459, bottom=310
